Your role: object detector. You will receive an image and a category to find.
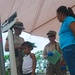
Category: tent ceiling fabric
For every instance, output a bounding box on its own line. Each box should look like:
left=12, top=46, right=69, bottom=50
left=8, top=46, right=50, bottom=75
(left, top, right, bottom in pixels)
left=0, top=0, right=75, bottom=40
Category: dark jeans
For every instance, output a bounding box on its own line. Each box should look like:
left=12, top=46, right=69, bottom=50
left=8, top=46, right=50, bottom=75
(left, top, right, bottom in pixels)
left=62, top=44, right=75, bottom=75
left=23, top=72, right=32, bottom=75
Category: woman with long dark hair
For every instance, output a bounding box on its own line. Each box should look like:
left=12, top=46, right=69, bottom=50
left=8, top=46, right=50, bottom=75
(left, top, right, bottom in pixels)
left=56, top=6, right=75, bottom=75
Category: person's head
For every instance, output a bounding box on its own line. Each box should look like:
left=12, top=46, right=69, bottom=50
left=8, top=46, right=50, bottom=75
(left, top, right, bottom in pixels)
left=47, top=30, right=56, bottom=42
left=13, top=21, right=25, bottom=35
left=56, top=6, right=75, bottom=22
left=21, top=41, right=33, bottom=55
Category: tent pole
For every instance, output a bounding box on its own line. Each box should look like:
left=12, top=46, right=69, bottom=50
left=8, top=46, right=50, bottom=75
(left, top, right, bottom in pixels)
left=2, top=12, right=17, bottom=75
left=8, top=29, right=17, bottom=75
left=0, top=16, right=5, bottom=75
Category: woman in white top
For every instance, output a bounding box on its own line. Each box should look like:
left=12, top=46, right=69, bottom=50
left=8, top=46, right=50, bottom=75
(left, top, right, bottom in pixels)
left=21, top=41, right=36, bottom=75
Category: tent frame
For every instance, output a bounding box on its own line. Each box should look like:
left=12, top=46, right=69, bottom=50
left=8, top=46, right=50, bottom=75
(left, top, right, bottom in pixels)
left=2, top=13, right=18, bottom=75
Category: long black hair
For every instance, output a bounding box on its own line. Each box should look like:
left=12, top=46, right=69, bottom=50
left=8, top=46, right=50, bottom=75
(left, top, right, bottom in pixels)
left=57, top=6, right=75, bottom=18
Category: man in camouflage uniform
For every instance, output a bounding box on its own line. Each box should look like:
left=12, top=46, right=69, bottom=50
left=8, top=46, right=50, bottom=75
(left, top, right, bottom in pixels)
left=43, top=30, right=66, bottom=75
left=5, top=21, right=25, bottom=75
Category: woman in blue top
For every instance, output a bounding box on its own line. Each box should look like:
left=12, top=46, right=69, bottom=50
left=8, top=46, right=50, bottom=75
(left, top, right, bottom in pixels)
left=56, top=6, right=75, bottom=75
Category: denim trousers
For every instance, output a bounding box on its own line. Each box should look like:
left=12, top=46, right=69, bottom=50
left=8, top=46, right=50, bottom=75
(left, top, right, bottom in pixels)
left=62, top=44, right=75, bottom=75
left=22, top=72, right=36, bottom=75
left=23, top=72, right=32, bottom=75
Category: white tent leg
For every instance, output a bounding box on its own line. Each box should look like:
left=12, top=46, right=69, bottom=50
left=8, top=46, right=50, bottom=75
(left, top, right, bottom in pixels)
left=8, top=29, right=17, bottom=75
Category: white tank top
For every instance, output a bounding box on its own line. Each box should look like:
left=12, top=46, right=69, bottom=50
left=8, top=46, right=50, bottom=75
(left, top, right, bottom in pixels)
left=22, top=54, right=33, bottom=74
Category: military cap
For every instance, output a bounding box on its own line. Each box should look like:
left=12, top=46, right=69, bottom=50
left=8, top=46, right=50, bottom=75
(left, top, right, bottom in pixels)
left=47, top=30, right=57, bottom=35
left=14, top=21, right=25, bottom=30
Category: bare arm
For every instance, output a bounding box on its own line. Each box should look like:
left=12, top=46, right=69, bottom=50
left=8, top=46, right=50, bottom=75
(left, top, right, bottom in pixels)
left=30, top=53, right=36, bottom=75
left=69, top=22, right=75, bottom=36
left=56, top=43, right=66, bottom=65
left=43, top=46, right=48, bottom=59
left=58, top=44, right=66, bottom=65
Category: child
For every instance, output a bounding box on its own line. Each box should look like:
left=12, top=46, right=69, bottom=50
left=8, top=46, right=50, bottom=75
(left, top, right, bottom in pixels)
left=21, top=41, right=36, bottom=75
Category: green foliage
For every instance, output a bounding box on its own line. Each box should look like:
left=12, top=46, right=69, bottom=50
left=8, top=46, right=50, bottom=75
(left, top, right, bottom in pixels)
left=35, top=50, right=47, bottom=73
left=4, top=55, right=10, bottom=62
left=5, top=70, right=9, bottom=75
left=4, top=55, right=10, bottom=75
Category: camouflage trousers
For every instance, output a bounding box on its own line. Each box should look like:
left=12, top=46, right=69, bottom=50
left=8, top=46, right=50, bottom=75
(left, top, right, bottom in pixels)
left=46, top=61, right=66, bottom=75
left=16, top=56, right=23, bottom=75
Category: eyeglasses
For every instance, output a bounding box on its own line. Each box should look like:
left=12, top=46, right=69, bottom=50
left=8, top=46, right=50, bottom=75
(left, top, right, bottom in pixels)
left=48, top=35, right=55, bottom=38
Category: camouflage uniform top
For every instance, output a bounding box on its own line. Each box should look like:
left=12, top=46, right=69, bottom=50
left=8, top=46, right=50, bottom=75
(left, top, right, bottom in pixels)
left=6, top=33, right=24, bottom=58
left=43, top=41, right=61, bottom=64
left=13, top=34, right=24, bottom=62
left=43, top=42, right=61, bottom=57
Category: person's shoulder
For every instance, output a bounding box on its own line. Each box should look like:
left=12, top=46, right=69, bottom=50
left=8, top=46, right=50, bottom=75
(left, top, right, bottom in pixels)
left=19, top=36, right=24, bottom=41
left=20, top=37, right=24, bottom=39
left=67, top=16, right=75, bottom=20
left=46, top=42, right=50, bottom=46
left=55, top=41, right=59, bottom=44
left=55, top=41, right=60, bottom=46
left=66, top=16, right=75, bottom=26
left=30, top=53, right=35, bottom=58
left=30, top=53, right=35, bottom=56
left=44, top=42, right=50, bottom=49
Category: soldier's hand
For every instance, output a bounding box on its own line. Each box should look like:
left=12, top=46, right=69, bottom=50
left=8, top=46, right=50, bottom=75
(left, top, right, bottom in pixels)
left=47, top=52, right=53, bottom=56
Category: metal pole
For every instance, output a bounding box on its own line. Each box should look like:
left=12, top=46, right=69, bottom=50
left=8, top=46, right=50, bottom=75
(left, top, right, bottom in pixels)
left=8, top=29, right=17, bottom=75
left=0, top=17, right=5, bottom=75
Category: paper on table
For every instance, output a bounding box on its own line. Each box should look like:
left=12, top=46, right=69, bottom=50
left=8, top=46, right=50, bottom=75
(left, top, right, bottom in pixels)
left=48, top=50, right=61, bottom=65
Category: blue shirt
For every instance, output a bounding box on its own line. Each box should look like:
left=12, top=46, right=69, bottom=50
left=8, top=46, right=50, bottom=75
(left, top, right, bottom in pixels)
left=59, top=16, right=75, bottom=49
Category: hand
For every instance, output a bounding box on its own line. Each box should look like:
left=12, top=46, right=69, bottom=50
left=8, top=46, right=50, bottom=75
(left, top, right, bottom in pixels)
left=60, top=60, right=66, bottom=66
left=61, top=65, right=66, bottom=70
left=47, top=52, right=53, bottom=56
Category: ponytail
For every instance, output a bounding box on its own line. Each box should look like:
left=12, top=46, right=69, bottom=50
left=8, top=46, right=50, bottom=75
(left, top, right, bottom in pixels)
left=57, top=6, right=75, bottom=18
left=68, top=7, right=75, bottom=18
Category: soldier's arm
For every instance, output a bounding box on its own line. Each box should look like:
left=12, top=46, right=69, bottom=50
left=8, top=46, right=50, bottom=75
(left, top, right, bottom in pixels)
left=5, top=40, right=9, bottom=51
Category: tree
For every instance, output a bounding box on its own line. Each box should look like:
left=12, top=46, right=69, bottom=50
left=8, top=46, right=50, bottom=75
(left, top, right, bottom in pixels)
left=4, top=55, right=10, bottom=62
left=35, top=50, right=47, bottom=73
left=4, top=55, right=10, bottom=75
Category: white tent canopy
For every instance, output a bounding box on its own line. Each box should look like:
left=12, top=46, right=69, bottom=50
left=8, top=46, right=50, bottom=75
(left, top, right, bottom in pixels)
left=0, top=0, right=75, bottom=40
